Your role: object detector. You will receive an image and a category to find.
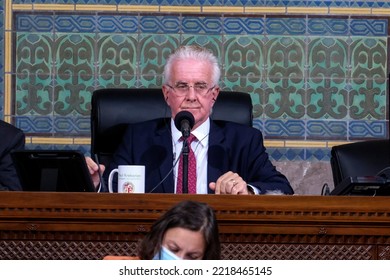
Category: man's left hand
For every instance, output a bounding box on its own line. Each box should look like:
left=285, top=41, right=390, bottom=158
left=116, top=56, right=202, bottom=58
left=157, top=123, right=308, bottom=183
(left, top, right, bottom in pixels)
left=209, top=171, right=250, bottom=195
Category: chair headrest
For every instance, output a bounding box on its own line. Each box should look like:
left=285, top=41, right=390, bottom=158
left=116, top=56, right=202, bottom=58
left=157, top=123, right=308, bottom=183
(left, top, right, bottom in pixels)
left=330, top=139, right=390, bottom=187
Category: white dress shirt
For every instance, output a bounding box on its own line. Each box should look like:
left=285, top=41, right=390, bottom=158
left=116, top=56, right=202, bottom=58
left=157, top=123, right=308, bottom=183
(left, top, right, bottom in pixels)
left=172, top=118, right=210, bottom=194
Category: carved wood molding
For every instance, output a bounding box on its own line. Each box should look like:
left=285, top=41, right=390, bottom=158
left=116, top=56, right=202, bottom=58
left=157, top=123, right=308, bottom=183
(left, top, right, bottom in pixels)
left=1, top=192, right=390, bottom=219
left=1, top=193, right=390, bottom=259
left=0, top=240, right=385, bottom=260
left=2, top=230, right=390, bottom=245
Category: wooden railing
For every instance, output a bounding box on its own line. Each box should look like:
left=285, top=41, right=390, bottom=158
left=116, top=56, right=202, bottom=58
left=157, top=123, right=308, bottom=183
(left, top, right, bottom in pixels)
left=0, top=192, right=390, bottom=259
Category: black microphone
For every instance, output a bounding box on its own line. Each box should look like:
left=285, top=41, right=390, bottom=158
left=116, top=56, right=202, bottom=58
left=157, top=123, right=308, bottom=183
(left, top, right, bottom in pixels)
left=174, top=111, right=195, bottom=138
left=174, top=111, right=195, bottom=194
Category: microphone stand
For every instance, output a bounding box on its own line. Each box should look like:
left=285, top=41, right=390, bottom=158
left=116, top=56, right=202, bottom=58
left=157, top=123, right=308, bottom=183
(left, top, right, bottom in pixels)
left=182, top=137, right=189, bottom=194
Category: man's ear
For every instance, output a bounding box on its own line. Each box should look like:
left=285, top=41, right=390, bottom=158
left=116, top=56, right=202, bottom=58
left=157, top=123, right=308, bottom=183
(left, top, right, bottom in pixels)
left=211, top=88, right=220, bottom=104
left=162, top=85, right=170, bottom=104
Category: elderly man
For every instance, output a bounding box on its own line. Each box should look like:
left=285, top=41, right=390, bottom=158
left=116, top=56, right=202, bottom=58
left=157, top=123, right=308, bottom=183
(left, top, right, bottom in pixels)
left=87, top=45, right=293, bottom=195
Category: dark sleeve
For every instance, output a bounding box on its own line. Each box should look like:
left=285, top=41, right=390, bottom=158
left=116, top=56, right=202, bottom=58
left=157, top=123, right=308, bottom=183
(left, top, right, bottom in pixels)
left=245, top=129, right=294, bottom=195
left=0, top=127, right=25, bottom=191
left=209, top=122, right=294, bottom=195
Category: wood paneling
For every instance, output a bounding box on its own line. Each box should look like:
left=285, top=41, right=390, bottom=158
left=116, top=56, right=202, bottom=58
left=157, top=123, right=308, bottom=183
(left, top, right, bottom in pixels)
left=0, top=192, right=389, bottom=259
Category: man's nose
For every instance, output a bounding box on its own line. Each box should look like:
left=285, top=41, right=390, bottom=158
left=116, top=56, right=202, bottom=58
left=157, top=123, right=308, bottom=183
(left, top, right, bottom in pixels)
left=186, top=86, right=197, bottom=99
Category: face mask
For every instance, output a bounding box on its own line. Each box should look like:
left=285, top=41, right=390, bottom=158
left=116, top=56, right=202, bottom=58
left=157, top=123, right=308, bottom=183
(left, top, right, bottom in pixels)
left=153, top=246, right=182, bottom=260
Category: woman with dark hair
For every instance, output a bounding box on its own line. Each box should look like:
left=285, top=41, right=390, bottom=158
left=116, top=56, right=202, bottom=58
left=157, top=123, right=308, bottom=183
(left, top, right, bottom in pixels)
left=139, top=200, right=220, bottom=260
left=104, top=200, right=220, bottom=260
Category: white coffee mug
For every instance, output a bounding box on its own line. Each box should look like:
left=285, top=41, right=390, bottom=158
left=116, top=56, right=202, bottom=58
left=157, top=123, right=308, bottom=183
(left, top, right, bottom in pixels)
left=108, top=165, right=145, bottom=193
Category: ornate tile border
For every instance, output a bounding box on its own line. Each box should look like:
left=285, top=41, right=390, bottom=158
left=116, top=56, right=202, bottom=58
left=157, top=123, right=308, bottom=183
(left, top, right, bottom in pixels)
left=2, top=1, right=390, bottom=161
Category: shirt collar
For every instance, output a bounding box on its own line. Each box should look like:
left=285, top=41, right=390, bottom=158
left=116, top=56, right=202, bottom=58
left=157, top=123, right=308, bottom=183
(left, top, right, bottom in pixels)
left=171, top=117, right=210, bottom=147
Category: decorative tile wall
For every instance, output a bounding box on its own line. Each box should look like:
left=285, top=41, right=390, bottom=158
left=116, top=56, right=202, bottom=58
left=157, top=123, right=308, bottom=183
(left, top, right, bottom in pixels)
left=1, top=0, right=390, bottom=193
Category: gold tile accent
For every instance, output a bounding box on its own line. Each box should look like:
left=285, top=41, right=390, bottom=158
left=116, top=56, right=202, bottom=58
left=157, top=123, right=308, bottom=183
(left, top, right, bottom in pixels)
left=264, top=140, right=286, bottom=148
left=5, top=0, right=12, bottom=30
left=372, top=8, right=390, bottom=15
left=29, top=137, right=92, bottom=145
left=3, top=116, right=11, bottom=123
left=31, top=137, right=75, bottom=145
left=76, top=4, right=117, bottom=11
left=160, top=6, right=201, bottom=13
left=244, top=7, right=286, bottom=14
left=12, top=4, right=33, bottom=10
left=3, top=75, right=10, bottom=116
left=24, top=136, right=32, bottom=144
left=4, top=32, right=11, bottom=72
left=327, top=141, right=351, bottom=148
left=4, top=75, right=11, bottom=116
left=329, top=7, right=371, bottom=15
left=287, top=7, right=328, bottom=15
left=118, top=5, right=159, bottom=12
left=33, top=4, right=74, bottom=11
left=285, top=141, right=327, bottom=148
left=26, top=137, right=341, bottom=148
left=74, top=138, right=91, bottom=145
left=202, top=6, right=244, bottom=13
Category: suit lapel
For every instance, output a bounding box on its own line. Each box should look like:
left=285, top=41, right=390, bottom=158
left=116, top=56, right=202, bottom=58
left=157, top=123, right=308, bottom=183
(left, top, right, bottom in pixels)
left=155, top=123, right=175, bottom=193
left=207, top=122, right=228, bottom=193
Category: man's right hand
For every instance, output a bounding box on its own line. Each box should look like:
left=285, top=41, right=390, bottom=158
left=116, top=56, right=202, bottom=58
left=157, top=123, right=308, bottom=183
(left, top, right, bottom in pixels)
left=85, top=156, right=105, bottom=188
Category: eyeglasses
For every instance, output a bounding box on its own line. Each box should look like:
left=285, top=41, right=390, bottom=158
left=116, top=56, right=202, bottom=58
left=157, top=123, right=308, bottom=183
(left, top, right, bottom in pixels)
left=166, top=83, right=215, bottom=97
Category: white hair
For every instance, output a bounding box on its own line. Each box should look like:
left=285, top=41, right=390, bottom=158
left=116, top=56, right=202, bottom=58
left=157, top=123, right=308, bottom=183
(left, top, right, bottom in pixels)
left=163, top=45, right=220, bottom=86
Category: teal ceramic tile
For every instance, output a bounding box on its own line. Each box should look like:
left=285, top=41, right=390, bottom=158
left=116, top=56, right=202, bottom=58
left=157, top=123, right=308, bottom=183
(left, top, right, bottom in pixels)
left=138, top=34, right=180, bottom=86
left=223, top=17, right=264, bottom=35
left=6, top=7, right=390, bottom=162
left=264, top=119, right=305, bottom=138
left=307, top=120, right=348, bottom=139
left=308, top=18, right=348, bottom=36
left=15, top=73, right=54, bottom=117
left=55, top=14, right=97, bottom=33
left=54, top=74, right=95, bottom=117
left=140, top=15, right=181, bottom=34
left=15, top=13, right=55, bottom=32
left=182, top=16, right=222, bottom=35
left=53, top=116, right=90, bottom=135
left=97, top=34, right=138, bottom=79
left=265, top=18, right=306, bottom=35
left=350, top=19, right=388, bottom=36
left=97, top=15, right=138, bottom=33
left=16, top=116, right=55, bottom=133
left=349, top=120, right=387, bottom=138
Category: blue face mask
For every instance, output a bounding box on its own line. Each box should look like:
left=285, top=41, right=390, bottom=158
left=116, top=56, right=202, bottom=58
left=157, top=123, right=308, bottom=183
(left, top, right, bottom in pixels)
left=153, top=246, right=182, bottom=260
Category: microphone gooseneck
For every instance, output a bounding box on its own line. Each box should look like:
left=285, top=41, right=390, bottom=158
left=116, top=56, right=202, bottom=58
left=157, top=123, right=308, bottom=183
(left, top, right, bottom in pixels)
left=174, top=111, right=195, bottom=194
left=174, top=111, right=195, bottom=138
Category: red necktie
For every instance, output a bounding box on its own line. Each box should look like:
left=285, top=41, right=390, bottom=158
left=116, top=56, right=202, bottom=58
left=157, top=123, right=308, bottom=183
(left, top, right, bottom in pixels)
left=177, top=134, right=197, bottom=194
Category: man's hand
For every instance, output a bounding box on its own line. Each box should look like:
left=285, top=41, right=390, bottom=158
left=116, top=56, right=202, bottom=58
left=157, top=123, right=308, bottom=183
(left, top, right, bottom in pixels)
left=209, top=171, right=249, bottom=195
left=85, top=156, right=105, bottom=188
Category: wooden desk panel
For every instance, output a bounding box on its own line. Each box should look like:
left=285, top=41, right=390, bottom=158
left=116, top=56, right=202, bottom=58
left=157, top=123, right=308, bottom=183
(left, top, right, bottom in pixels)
left=0, top=192, right=389, bottom=260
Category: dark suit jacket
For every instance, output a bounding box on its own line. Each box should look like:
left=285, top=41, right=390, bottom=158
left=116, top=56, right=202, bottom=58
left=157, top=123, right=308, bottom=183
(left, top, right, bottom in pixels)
left=102, top=118, right=293, bottom=194
left=0, top=121, right=25, bottom=191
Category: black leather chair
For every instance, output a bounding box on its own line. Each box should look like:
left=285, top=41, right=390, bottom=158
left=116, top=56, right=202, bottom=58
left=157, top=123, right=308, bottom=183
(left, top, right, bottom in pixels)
left=330, top=139, right=390, bottom=195
left=91, top=88, right=253, bottom=167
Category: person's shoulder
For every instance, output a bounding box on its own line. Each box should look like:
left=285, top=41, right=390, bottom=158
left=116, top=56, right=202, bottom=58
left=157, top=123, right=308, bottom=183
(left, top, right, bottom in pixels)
left=0, top=120, right=25, bottom=140
left=0, top=120, right=22, bottom=133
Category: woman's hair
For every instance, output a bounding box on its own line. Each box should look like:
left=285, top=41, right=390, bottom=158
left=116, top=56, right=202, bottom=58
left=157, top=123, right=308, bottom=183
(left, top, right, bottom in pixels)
left=163, top=45, right=221, bottom=86
left=138, top=200, right=221, bottom=260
